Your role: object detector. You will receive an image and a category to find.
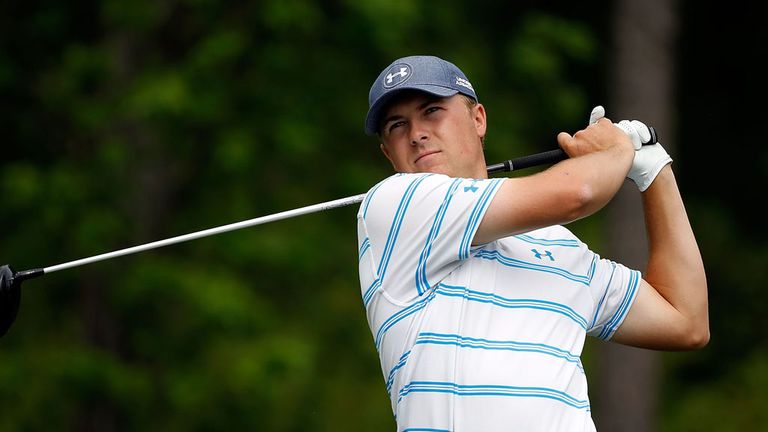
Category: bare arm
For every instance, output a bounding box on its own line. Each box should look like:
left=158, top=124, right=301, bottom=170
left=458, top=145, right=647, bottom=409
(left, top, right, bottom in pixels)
left=611, top=165, right=709, bottom=350
left=474, top=118, right=635, bottom=244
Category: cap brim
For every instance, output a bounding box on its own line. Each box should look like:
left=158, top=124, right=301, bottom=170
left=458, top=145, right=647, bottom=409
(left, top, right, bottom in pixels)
left=364, top=85, right=460, bottom=136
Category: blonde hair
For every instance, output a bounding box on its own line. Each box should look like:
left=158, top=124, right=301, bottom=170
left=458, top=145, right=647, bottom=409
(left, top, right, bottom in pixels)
left=460, top=94, right=478, bottom=111
left=460, top=95, right=485, bottom=145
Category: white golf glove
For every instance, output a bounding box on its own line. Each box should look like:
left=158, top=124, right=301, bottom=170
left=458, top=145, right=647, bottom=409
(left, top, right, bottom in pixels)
left=589, top=105, right=605, bottom=125
left=588, top=106, right=672, bottom=191
left=614, top=120, right=645, bottom=150
left=624, top=119, right=672, bottom=191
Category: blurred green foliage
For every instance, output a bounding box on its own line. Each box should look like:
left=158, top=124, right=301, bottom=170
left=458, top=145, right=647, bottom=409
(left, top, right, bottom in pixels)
left=0, top=1, right=766, bottom=431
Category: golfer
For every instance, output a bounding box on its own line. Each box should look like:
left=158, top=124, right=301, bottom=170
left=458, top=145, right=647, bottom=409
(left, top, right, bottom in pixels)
left=356, top=55, right=708, bottom=431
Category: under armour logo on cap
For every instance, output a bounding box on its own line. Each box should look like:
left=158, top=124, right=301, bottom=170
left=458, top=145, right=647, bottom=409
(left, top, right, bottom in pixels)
left=384, top=65, right=411, bottom=88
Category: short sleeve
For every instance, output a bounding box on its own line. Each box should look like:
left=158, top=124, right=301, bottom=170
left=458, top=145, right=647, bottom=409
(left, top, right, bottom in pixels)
left=586, top=253, right=641, bottom=340
left=357, top=173, right=504, bottom=305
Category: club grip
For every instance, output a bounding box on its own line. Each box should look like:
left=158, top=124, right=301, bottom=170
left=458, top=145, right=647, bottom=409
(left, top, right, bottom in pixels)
left=486, top=150, right=566, bottom=173
left=486, top=126, right=658, bottom=174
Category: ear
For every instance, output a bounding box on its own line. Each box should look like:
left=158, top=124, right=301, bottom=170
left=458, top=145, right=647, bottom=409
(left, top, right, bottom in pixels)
left=473, top=103, right=487, bottom=140
left=380, top=142, right=397, bottom=170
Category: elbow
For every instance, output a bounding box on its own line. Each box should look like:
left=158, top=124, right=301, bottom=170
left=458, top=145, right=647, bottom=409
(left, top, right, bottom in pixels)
left=680, top=322, right=710, bottom=350
left=562, top=182, right=598, bottom=222
left=678, top=283, right=710, bottom=350
left=689, top=326, right=710, bottom=350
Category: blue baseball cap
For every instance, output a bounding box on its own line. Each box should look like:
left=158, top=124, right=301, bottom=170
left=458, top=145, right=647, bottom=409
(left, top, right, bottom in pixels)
left=364, top=55, right=478, bottom=135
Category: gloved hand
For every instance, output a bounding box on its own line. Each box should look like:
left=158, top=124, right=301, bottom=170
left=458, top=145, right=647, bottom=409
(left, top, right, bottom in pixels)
left=624, top=119, right=672, bottom=192
left=588, top=106, right=641, bottom=149
left=614, top=120, right=645, bottom=150
left=588, top=106, right=672, bottom=191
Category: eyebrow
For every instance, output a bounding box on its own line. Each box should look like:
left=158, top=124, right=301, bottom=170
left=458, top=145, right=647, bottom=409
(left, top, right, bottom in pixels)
left=380, top=96, right=444, bottom=131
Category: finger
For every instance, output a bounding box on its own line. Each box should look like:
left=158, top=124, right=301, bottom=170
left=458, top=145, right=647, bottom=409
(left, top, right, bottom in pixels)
left=616, top=120, right=642, bottom=150
left=555, top=132, right=571, bottom=156
left=589, top=105, right=605, bottom=125
left=615, top=120, right=634, bottom=136
left=630, top=120, right=651, bottom=143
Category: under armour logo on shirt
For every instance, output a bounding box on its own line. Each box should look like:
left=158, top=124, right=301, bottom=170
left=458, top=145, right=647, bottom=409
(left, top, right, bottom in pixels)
left=464, top=180, right=479, bottom=193
left=532, top=249, right=555, bottom=261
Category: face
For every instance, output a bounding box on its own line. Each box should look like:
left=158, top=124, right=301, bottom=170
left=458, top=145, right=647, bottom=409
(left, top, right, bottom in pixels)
left=378, top=92, right=488, bottom=178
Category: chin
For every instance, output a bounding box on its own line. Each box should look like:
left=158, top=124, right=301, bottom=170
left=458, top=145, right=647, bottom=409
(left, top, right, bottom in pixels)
left=416, top=165, right=451, bottom=175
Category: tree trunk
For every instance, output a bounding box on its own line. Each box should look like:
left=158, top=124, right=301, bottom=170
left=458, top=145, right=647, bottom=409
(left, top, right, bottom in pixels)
left=594, top=0, right=679, bottom=431
left=76, top=29, right=175, bottom=431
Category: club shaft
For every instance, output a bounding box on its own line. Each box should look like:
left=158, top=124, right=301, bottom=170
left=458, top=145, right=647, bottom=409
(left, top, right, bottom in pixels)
left=42, top=193, right=368, bottom=274
left=33, top=127, right=659, bottom=276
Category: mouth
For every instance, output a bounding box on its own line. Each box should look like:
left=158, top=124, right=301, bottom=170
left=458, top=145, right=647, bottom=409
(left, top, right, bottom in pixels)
left=414, top=150, right=441, bottom=165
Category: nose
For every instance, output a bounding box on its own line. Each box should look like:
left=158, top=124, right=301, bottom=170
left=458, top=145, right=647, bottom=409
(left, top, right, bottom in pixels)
left=409, top=119, right=429, bottom=146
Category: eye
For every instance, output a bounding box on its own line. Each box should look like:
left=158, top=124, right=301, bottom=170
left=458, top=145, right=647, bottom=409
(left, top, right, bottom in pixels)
left=425, top=105, right=441, bottom=114
left=388, top=120, right=406, bottom=133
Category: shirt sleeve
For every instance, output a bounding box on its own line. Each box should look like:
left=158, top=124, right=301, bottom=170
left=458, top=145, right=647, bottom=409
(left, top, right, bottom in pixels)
left=586, top=252, right=641, bottom=340
left=358, top=173, right=504, bottom=305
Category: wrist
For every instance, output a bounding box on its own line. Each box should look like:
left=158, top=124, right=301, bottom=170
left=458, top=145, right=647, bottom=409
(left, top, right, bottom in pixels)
left=641, top=163, right=673, bottom=193
left=616, top=138, right=636, bottom=166
left=628, top=142, right=672, bottom=192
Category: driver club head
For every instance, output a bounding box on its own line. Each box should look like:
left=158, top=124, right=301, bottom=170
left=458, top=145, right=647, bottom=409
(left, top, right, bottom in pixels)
left=0, top=265, right=22, bottom=338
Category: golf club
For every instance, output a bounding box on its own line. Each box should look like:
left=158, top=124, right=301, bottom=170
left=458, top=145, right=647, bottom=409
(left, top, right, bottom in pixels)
left=0, top=127, right=658, bottom=338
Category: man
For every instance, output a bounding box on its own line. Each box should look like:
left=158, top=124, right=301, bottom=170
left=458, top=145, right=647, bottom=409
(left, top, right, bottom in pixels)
left=356, top=55, right=708, bottom=431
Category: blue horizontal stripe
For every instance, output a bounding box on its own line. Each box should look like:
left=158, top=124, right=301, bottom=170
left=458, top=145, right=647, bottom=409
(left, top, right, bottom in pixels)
left=474, top=249, right=590, bottom=285
left=403, top=429, right=452, bottom=432
left=398, top=381, right=590, bottom=410
left=515, top=234, right=580, bottom=247
left=375, top=290, right=437, bottom=350
left=436, top=284, right=588, bottom=330
left=416, top=332, right=584, bottom=372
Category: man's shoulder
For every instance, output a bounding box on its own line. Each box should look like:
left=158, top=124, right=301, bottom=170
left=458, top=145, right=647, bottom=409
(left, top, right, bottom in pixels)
left=359, top=172, right=478, bottom=224
left=363, top=172, right=452, bottom=201
left=359, top=172, right=503, bottom=227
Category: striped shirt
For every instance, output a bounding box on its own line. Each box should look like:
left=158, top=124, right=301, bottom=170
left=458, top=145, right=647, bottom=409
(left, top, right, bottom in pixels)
left=357, top=173, right=639, bottom=432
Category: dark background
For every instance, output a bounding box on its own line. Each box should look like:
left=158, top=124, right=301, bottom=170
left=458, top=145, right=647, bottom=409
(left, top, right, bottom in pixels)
left=1, top=1, right=765, bottom=430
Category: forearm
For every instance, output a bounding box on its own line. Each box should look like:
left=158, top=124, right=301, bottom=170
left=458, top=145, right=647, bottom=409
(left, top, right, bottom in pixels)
left=475, top=120, right=635, bottom=245
left=642, top=165, right=709, bottom=342
left=475, top=143, right=632, bottom=244
left=551, top=141, right=634, bottom=217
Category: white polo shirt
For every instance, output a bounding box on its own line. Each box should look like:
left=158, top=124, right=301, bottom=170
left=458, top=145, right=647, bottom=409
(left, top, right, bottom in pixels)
left=357, top=173, right=639, bottom=432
